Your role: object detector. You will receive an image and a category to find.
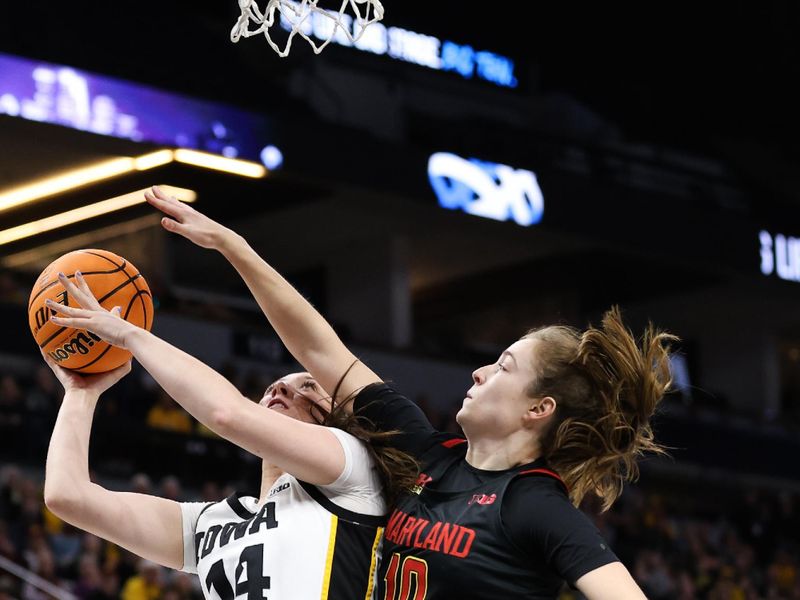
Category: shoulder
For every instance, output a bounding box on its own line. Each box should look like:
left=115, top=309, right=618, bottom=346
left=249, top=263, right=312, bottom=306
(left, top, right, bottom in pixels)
left=502, top=474, right=593, bottom=541
left=508, top=469, right=570, bottom=499
left=196, top=492, right=258, bottom=523
left=353, top=382, right=407, bottom=406
left=326, top=427, right=378, bottom=470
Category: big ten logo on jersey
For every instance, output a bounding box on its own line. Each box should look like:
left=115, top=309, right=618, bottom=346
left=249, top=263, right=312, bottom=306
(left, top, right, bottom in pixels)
left=428, top=152, right=545, bottom=227
left=468, top=493, right=496, bottom=506
left=32, top=290, right=68, bottom=334
left=268, top=482, right=290, bottom=497
left=197, top=503, right=278, bottom=599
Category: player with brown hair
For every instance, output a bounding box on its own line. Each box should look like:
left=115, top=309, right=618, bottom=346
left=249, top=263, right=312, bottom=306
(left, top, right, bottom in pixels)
left=49, top=186, right=674, bottom=598
left=137, top=186, right=675, bottom=598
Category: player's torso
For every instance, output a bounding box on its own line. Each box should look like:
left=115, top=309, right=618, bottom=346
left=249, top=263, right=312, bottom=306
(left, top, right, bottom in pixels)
left=194, top=474, right=382, bottom=600
left=375, top=442, right=562, bottom=600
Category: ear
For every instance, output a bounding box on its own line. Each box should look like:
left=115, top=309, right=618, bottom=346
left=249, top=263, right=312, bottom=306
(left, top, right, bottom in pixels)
left=526, top=396, right=556, bottom=424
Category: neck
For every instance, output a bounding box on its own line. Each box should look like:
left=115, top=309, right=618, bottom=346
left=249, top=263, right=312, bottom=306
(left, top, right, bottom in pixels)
left=258, top=462, right=284, bottom=505
left=464, top=431, right=540, bottom=470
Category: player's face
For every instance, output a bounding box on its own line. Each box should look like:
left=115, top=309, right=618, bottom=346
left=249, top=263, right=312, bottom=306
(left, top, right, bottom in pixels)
left=457, top=338, right=542, bottom=437
left=259, top=373, right=332, bottom=424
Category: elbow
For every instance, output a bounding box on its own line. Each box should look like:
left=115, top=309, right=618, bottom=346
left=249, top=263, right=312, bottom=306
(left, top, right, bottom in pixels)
left=209, top=399, right=259, bottom=445
left=210, top=406, right=236, bottom=436
left=44, top=484, right=82, bottom=519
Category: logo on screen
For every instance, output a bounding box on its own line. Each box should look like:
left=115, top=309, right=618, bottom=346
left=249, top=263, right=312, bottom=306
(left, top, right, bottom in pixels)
left=428, top=152, right=544, bottom=227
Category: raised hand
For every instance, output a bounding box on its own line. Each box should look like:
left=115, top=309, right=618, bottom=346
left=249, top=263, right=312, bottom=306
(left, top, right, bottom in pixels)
left=144, top=185, right=232, bottom=250
left=46, top=272, right=140, bottom=349
left=42, top=349, right=131, bottom=395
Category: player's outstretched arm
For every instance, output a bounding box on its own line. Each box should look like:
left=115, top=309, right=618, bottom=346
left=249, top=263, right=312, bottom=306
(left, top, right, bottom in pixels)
left=144, top=186, right=380, bottom=405
left=42, top=356, right=184, bottom=570
left=47, top=272, right=350, bottom=486
left=575, top=562, right=648, bottom=600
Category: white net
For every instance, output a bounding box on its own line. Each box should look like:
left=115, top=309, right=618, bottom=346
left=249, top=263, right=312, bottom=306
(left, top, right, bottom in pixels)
left=231, top=0, right=385, bottom=57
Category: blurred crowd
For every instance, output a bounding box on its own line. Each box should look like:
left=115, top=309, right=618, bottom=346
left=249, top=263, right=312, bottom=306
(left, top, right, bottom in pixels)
left=2, top=357, right=800, bottom=599
left=1, top=463, right=798, bottom=599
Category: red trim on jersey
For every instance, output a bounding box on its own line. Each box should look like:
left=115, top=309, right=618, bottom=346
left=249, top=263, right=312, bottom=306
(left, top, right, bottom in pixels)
left=441, top=438, right=467, bottom=448
left=518, top=468, right=569, bottom=492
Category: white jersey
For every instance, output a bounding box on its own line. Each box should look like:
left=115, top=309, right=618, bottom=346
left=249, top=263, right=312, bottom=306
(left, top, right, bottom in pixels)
left=180, top=428, right=386, bottom=600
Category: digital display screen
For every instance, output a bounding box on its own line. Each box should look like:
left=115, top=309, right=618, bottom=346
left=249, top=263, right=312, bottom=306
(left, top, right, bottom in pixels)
left=0, top=52, right=282, bottom=168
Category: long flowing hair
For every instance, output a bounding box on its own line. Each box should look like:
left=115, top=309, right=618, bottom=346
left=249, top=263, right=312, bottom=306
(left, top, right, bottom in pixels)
left=524, top=306, right=676, bottom=511
left=305, top=363, right=419, bottom=508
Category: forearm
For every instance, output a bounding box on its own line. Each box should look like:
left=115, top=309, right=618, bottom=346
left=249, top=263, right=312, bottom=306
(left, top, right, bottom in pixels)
left=44, top=391, right=98, bottom=507
left=126, top=328, right=255, bottom=439
left=45, top=388, right=184, bottom=568
left=125, top=328, right=346, bottom=480
left=218, top=232, right=351, bottom=368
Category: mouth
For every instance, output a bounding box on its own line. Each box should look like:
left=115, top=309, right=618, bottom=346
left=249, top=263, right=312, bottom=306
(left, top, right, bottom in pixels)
left=267, top=399, right=289, bottom=410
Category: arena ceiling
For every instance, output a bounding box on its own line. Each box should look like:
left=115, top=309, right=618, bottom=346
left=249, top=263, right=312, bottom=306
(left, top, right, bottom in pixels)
left=1, top=1, right=798, bottom=349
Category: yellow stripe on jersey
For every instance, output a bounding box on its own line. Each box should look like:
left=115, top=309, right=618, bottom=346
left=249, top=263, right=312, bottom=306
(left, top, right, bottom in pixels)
left=364, top=526, right=384, bottom=600
left=320, top=514, right=339, bottom=599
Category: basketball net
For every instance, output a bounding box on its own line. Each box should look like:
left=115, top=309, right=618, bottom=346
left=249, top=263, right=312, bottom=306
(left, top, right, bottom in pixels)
left=231, top=0, right=385, bottom=57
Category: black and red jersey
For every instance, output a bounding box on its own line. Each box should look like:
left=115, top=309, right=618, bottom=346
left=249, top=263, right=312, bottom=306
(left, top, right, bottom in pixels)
left=355, top=384, right=619, bottom=600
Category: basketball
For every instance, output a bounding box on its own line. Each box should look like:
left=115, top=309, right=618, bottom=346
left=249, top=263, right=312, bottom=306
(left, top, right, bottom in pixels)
left=28, top=249, right=154, bottom=374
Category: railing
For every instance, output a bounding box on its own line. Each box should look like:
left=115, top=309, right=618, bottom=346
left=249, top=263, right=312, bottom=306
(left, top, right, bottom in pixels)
left=0, top=555, right=77, bottom=600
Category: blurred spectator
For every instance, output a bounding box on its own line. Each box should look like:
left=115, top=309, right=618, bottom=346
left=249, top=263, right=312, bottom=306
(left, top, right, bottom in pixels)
left=21, top=544, right=64, bottom=600
left=73, top=554, right=103, bottom=599
left=200, top=481, right=221, bottom=502
left=146, top=391, right=192, bottom=434
left=0, top=573, right=20, bottom=600
left=50, top=521, right=82, bottom=576
left=0, top=521, right=17, bottom=561
left=120, top=559, right=163, bottom=600
left=0, top=465, right=23, bottom=522
left=767, top=547, right=798, bottom=598
left=0, top=374, right=24, bottom=428
left=159, top=476, right=183, bottom=502
left=23, top=366, right=60, bottom=460
left=130, top=473, right=153, bottom=495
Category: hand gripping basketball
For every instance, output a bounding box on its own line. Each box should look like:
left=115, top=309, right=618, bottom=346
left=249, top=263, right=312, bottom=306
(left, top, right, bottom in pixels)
left=47, top=272, right=140, bottom=349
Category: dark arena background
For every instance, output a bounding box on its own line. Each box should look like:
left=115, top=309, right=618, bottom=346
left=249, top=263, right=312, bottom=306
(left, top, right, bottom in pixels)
left=2, top=2, right=800, bottom=598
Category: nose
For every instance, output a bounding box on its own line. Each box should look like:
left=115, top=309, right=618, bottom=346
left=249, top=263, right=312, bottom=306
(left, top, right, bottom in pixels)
left=272, top=382, right=290, bottom=398
left=472, top=367, right=485, bottom=385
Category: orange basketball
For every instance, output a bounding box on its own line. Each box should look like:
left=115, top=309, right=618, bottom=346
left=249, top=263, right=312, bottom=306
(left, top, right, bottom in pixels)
left=28, top=249, right=154, bottom=373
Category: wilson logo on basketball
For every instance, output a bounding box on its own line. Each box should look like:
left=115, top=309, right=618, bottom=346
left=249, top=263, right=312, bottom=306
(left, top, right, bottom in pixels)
left=28, top=248, right=154, bottom=374
left=48, top=331, right=103, bottom=362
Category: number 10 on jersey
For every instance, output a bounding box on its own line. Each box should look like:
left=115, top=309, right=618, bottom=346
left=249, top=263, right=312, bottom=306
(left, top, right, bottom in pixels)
left=383, top=553, right=429, bottom=600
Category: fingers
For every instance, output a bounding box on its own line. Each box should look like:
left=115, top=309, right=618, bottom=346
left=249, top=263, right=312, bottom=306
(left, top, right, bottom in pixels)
left=152, top=185, right=179, bottom=203
left=48, top=315, right=85, bottom=329
left=159, top=216, right=190, bottom=237
left=45, top=298, right=92, bottom=318
left=56, top=272, right=101, bottom=310
left=145, top=187, right=194, bottom=239
left=144, top=187, right=183, bottom=218
left=73, top=271, right=95, bottom=298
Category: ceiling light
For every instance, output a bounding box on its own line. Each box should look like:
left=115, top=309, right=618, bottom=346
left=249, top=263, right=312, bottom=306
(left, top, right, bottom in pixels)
left=0, top=185, right=196, bottom=246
